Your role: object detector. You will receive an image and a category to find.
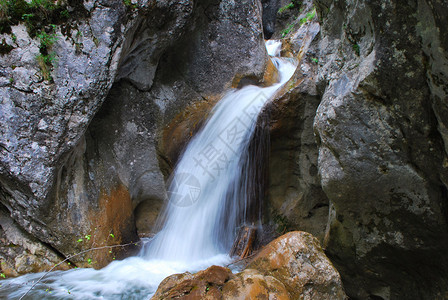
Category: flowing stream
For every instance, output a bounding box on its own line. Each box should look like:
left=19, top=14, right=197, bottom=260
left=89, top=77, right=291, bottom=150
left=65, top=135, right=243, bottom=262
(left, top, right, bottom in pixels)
left=0, top=41, right=296, bottom=299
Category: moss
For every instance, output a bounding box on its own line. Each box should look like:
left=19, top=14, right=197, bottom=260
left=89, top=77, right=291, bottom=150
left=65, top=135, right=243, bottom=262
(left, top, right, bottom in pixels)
left=273, top=213, right=292, bottom=234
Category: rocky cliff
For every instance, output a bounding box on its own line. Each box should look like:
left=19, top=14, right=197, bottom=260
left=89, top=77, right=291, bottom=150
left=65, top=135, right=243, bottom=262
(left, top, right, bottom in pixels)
left=0, top=0, right=269, bottom=272
left=268, top=0, right=448, bottom=298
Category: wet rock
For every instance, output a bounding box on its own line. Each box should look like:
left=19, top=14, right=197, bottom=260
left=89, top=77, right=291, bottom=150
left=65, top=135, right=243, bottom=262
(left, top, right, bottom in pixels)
left=0, top=204, right=70, bottom=276
left=263, top=15, right=327, bottom=240
left=222, top=268, right=290, bottom=300
left=152, top=265, right=233, bottom=300
left=248, top=231, right=347, bottom=299
left=0, top=0, right=186, bottom=270
left=153, top=232, right=346, bottom=299
left=159, top=97, right=220, bottom=173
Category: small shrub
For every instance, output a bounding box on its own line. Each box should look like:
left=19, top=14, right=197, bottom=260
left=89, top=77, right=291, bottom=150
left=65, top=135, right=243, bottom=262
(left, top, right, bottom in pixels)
left=37, top=53, right=54, bottom=81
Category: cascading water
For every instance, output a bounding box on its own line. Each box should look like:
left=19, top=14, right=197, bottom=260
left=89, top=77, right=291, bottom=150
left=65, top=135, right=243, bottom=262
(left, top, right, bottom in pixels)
left=0, top=41, right=296, bottom=299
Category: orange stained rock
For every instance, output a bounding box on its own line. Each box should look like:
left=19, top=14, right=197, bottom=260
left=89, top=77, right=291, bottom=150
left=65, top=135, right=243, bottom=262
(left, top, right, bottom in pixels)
left=84, top=183, right=135, bottom=269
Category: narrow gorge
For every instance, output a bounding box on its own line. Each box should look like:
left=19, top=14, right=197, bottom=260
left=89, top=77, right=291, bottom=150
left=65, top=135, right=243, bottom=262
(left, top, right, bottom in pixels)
left=0, top=0, right=447, bottom=299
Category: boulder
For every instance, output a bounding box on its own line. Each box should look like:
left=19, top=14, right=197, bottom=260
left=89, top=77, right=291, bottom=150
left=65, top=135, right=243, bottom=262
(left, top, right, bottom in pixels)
left=222, top=268, right=290, bottom=300
left=152, top=232, right=346, bottom=299
left=152, top=265, right=233, bottom=300
left=248, top=231, right=347, bottom=299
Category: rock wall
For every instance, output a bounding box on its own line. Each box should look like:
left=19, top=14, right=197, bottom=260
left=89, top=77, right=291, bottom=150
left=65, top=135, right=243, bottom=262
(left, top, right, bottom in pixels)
left=263, top=1, right=329, bottom=242
left=261, top=0, right=448, bottom=298
left=314, top=0, right=448, bottom=298
left=0, top=0, right=269, bottom=273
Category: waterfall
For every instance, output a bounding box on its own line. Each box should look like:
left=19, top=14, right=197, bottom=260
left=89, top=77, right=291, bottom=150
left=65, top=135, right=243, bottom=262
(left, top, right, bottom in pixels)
left=141, top=51, right=296, bottom=261
left=0, top=41, right=296, bottom=299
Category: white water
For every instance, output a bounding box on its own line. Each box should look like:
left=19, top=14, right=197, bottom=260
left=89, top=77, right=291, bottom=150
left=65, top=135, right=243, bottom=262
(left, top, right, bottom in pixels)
left=265, top=40, right=282, bottom=57
left=0, top=41, right=295, bottom=299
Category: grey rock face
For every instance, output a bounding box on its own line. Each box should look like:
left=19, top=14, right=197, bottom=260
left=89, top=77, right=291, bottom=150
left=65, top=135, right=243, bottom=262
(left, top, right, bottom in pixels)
left=0, top=0, right=269, bottom=271
left=0, top=204, right=70, bottom=277
left=313, top=0, right=448, bottom=298
left=264, top=16, right=328, bottom=241
left=1, top=1, right=139, bottom=266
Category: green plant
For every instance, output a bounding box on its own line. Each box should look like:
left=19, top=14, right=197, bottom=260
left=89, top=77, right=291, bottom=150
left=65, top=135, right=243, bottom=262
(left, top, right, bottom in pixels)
left=37, top=29, right=57, bottom=50
left=281, top=23, right=294, bottom=38
left=299, top=8, right=316, bottom=25
left=35, top=25, right=58, bottom=81
left=311, top=57, right=319, bottom=64
left=273, top=213, right=291, bottom=234
left=0, top=273, right=6, bottom=278
left=60, top=8, right=69, bottom=19
left=1, top=0, right=68, bottom=36
left=29, top=0, right=57, bottom=11
left=36, top=53, right=53, bottom=81
left=352, top=43, right=360, bottom=55
left=0, top=0, right=7, bottom=19
left=278, top=2, right=294, bottom=14
left=123, top=0, right=137, bottom=9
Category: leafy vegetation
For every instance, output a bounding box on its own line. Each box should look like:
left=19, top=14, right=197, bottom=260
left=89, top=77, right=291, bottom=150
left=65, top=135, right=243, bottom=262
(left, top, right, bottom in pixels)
left=123, top=0, right=137, bottom=10
left=299, top=9, right=316, bottom=25
left=36, top=24, right=58, bottom=81
left=273, top=213, right=292, bottom=234
left=0, top=0, right=69, bottom=36
left=352, top=43, right=360, bottom=55
left=0, top=0, right=70, bottom=80
left=278, top=2, right=294, bottom=14
left=281, top=23, right=294, bottom=38
left=278, top=0, right=301, bottom=14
